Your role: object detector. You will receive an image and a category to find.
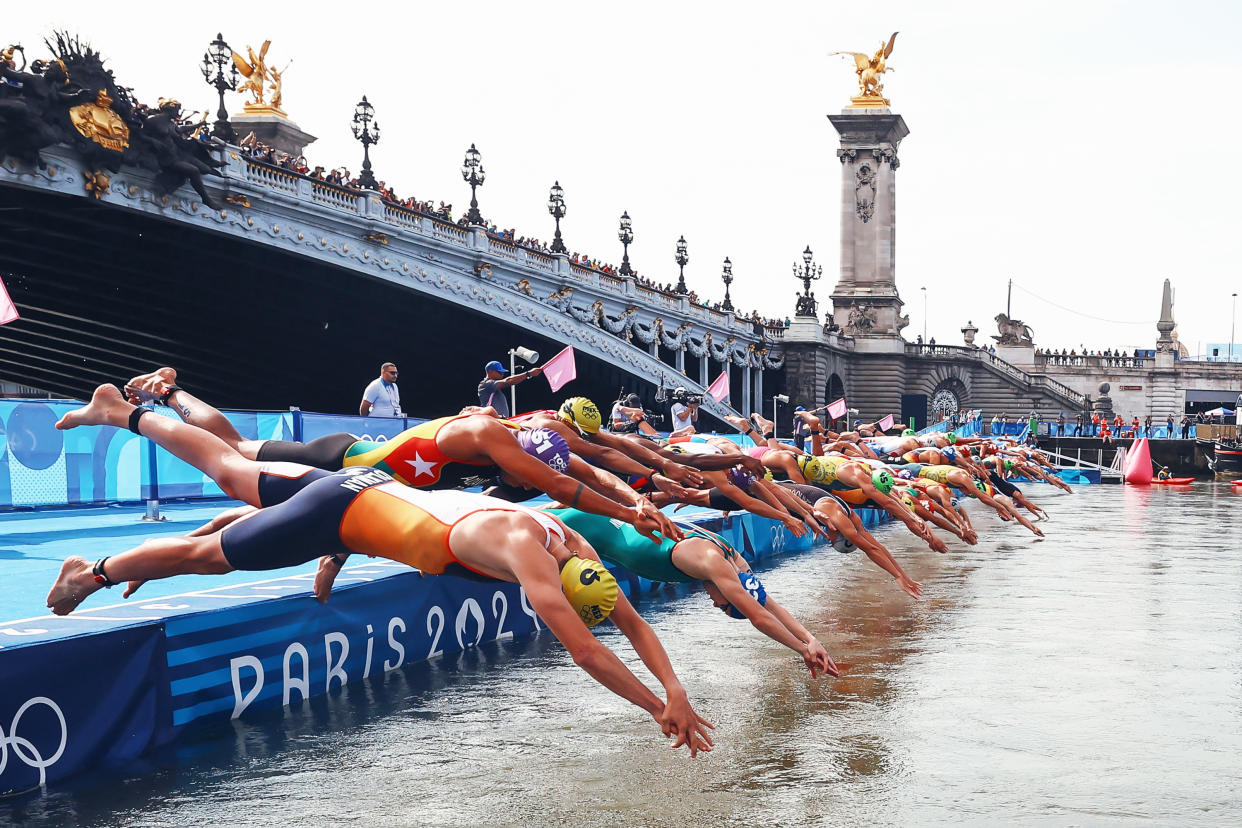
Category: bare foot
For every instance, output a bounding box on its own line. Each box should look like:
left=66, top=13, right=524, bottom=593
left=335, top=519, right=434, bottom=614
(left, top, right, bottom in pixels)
left=750, top=413, right=775, bottom=435
left=47, top=556, right=101, bottom=615
left=313, top=555, right=346, bottom=604
left=722, top=414, right=750, bottom=432
left=123, top=367, right=177, bottom=405
left=56, top=384, right=134, bottom=431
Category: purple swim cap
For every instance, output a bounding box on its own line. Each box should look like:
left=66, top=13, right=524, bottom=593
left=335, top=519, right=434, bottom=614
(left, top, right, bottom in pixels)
left=728, top=466, right=757, bottom=491
left=515, top=428, right=570, bottom=473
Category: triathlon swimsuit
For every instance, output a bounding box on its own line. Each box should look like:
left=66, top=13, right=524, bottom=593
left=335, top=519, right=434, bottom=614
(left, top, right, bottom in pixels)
left=986, top=469, right=1020, bottom=497
left=549, top=508, right=736, bottom=584
left=222, top=466, right=564, bottom=580
left=255, top=416, right=519, bottom=490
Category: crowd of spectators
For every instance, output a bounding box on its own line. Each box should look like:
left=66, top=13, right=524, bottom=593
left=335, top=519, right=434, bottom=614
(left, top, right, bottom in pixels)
left=1035, top=347, right=1143, bottom=358
left=237, top=134, right=790, bottom=331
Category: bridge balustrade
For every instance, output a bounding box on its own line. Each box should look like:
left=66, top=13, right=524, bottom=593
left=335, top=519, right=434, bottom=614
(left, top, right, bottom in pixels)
left=244, top=160, right=301, bottom=195
left=311, top=180, right=361, bottom=212
left=905, top=343, right=1088, bottom=407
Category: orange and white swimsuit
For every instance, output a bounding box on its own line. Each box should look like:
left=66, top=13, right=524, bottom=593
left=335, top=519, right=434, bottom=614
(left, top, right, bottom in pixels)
left=340, top=483, right=565, bottom=575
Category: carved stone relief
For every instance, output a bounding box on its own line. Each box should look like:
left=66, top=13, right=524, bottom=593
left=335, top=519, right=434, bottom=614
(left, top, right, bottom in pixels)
left=855, top=163, right=876, bottom=223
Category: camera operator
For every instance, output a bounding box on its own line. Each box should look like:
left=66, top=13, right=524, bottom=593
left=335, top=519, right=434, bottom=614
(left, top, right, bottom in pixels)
left=610, top=393, right=661, bottom=436
left=669, top=387, right=701, bottom=437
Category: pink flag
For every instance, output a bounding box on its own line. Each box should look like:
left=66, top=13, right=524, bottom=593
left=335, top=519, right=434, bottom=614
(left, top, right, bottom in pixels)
left=707, top=371, right=730, bottom=403
left=878, top=413, right=895, bottom=432
left=542, top=346, right=577, bottom=393
left=0, top=275, right=17, bottom=326
left=826, top=397, right=847, bottom=421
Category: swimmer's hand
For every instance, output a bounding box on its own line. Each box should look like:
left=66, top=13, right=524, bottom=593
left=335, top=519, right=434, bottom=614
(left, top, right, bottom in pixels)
left=738, top=455, right=765, bottom=476
left=926, top=533, right=949, bottom=555
left=897, top=575, right=923, bottom=599
left=657, top=691, right=714, bottom=758
left=634, top=502, right=683, bottom=543
left=781, top=515, right=808, bottom=538
left=123, top=579, right=147, bottom=599
left=804, top=639, right=839, bottom=678
left=663, top=463, right=705, bottom=489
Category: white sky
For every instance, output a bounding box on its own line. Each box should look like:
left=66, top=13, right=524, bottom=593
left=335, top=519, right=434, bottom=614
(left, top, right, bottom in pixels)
left=8, top=1, right=1242, bottom=354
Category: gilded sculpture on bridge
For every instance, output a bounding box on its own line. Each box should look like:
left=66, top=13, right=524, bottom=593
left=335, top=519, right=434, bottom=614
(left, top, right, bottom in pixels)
left=232, top=40, right=291, bottom=114
left=830, top=32, right=898, bottom=108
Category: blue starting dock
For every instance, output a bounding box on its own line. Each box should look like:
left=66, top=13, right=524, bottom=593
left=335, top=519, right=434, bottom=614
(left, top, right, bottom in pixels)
left=0, top=494, right=886, bottom=795
left=1, top=398, right=1086, bottom=794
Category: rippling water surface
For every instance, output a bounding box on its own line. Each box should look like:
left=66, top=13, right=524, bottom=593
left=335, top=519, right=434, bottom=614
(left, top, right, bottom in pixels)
left=6, top=483, right=1242, bottom=826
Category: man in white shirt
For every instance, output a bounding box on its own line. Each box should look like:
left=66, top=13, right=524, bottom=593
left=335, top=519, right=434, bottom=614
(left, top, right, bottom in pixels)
left=360, top=363, right=402, bottom=417
left=669, top=389, right=699, bottom=437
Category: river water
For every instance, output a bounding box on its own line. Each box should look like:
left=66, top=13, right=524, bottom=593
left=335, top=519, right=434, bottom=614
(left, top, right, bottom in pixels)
left=5, top=483, right=1242, bottom=826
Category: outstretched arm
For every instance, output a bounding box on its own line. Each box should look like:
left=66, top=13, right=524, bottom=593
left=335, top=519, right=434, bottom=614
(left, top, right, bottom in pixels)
left=710, top=565, right=837, bottom=678
left=607, top=595, right=715, bottom=756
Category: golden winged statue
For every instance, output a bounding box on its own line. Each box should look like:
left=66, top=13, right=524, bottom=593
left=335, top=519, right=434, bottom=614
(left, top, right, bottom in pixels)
left=829, top=31, right=898, bottom=106
left=232, top=41, right=272, bottom=108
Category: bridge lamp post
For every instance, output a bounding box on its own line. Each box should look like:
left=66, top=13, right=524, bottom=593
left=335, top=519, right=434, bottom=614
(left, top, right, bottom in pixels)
left=508, top=346, right=540, bottom=414
left=1232, top=292, right=1237, bottom=362
left=721, top=257, right=735, bottom=312
left=772, top=393, right=790, bottom=439
left=674, top=235, right=689, bottom=295
left=921, top=285, right=928, bottom=343
left=792, top=245, right=822, bottom=316
left=547, top=181, right=567, bottom=253
left=351, top=96, right=381, bottom=190
left=618, top=211, right=634, bottom=276
left=200, top=33, right=239, bottom=143
left=461, top=144, right=486, bottom=225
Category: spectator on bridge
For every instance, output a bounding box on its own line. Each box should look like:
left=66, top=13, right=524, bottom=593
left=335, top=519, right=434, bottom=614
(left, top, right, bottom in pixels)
left=1056, top=412, right=1065, bottom=436
left=1181, top=415, right=1191, bottom=439
left=360, top=362, right=402, bottom=418
left=1144, top=414, right=1153, bottom=437
left=1166, top=413, right=1174, bottom=436
left=477, top=360, right=542, bottom=419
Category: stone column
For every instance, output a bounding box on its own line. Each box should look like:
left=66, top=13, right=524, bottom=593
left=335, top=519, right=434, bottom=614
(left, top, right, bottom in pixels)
left=742, top=364, right=752, bottom=416
left=827, top=110, right=910, bottom=344
left=675, top=347, right=685, bottom=374
left=700, top=355, right=708, bottom=386
left=754, top=367, right=764, bottom=413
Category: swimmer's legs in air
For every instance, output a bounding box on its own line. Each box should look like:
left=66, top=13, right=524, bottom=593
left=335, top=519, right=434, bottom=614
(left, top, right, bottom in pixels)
left=124, top=367, right=265, bottom=459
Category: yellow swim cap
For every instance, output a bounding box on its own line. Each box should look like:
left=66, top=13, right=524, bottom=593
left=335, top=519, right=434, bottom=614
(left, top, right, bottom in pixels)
left=560, top=556, right=619, bottom=626
left=558, top=397, right=602, bottom=435
left=796, top=455, right=829, bottom=485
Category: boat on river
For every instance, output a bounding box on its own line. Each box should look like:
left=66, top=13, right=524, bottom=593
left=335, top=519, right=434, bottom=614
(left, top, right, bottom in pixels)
left=1198, top=437, right=1242, bottom=476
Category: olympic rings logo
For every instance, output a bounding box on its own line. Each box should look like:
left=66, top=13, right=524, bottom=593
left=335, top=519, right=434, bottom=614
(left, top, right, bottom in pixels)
left=0, top=697, right=68, bottom=786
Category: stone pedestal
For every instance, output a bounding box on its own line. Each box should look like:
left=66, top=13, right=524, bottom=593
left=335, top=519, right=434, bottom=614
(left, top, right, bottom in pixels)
left=995, top=343, right=1035, bottom=368
left=230, top=111, right=317, bottom=157
left=827, top=109, right=909, bottom=340
left=784, top=315, right=826, bottom=344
